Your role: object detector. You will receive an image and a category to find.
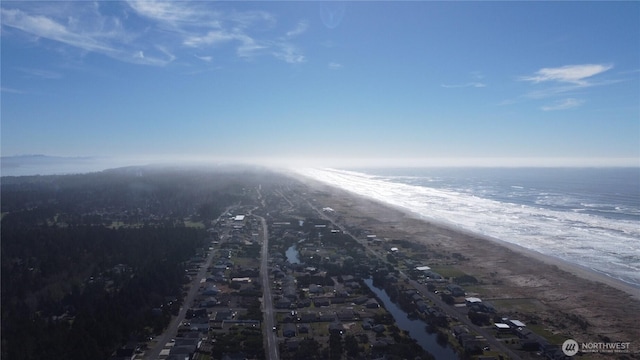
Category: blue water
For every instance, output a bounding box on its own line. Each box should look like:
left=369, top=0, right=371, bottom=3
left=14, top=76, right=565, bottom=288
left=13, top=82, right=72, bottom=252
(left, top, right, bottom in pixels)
left=286, top=245, right=301, bottom=264
left=364, top=278, right=459, bottom=359
left=297, top=167, right=640, bottom=288
left=357, top=168, right=640, bottom=222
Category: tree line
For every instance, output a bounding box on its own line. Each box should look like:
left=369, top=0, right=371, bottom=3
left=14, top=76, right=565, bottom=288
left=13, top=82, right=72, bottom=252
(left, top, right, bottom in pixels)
left=1, top=165, right=274, bottom=359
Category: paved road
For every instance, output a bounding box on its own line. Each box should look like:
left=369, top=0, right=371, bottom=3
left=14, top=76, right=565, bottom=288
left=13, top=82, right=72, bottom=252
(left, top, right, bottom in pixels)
left=143, top=207, right=234, bottom=360
left=257, top=214, right=279, bottom=360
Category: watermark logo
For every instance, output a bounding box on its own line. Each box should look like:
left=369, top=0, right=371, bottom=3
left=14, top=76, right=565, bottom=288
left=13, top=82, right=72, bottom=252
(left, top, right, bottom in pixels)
left=562, top=339, right=579, bottom=356
left=562, top=339, right=633, bottom=356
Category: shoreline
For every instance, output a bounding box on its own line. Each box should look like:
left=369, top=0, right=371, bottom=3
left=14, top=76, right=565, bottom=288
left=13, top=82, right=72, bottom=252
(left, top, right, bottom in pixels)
left=291, top=171, right=640, bottom=300
left=292, top=173, right=640, bottom=345
left=413, top=216, right=640, bottom=300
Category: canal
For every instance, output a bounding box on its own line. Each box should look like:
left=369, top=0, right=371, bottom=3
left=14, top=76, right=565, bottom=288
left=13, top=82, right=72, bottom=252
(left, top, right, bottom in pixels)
left=364, top=278, right=459, bottom=359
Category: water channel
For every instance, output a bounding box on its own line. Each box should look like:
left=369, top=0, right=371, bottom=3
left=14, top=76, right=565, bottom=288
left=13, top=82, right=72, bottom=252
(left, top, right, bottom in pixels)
left=364, top=278, right=459, bottom=359
left=284, top=245, right=458, bottom=359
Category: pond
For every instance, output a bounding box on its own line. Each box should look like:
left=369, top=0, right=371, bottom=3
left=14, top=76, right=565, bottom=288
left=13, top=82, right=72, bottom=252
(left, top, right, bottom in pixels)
left=285, top=245, right=301, bottom=264
left=364, top=278, right=459, bottom=359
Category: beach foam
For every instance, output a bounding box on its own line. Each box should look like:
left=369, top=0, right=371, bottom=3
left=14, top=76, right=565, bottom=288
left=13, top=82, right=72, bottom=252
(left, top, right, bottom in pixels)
left=296, top=168, right=640, bottom=287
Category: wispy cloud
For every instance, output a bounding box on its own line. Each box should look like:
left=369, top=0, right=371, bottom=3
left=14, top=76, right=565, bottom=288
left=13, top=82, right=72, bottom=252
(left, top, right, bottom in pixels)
left=17, top=67, right=62, bottom=79
left=441, top=82, right=486, bottom=89
left=286, top=20, right=309, bottom=38
left=541, top=98, right=585, bottom=111
left=1, top=87, right=25, bottom=94
left=195, top=55, right=213, bottom=63
left=1, top=8, right=115, bottom=53
left=328, top=62, right=343, bottom=70
left=125, top=0, right=206, bottom=26
left=513, top=63, right=617, bottom=111
left=520, top=64, right=613, bottom=86
left=1, top=1, right=308, bottom=67
left=1, top=5, right=174, bottom=66
left=127, top=1, right=298, bottom=63
left=442, top=71, right=487, bottom=89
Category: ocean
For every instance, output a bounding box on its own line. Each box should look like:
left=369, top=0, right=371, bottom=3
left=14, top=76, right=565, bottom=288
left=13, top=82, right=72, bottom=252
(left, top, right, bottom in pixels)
left=297, top=167, right=640, bottom=288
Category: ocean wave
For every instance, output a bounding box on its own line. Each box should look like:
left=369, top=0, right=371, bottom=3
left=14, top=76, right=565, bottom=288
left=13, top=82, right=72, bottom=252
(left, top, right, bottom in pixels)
left=297, top=168, right=640, bottom=287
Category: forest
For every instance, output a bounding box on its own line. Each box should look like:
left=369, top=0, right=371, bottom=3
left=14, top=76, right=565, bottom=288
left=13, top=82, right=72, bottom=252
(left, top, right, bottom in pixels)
left=0, top=165, right=272, bottom=360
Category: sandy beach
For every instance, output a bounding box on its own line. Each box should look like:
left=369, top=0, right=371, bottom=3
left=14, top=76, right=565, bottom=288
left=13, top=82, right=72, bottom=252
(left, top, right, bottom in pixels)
left=297, top=176, right=640, bottom=351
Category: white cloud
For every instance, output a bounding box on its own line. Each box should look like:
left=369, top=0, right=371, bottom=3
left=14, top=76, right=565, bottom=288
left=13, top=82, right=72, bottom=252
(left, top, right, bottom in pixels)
left=195, top=55, right=213, bottom=62
left=515, top=63, right=617, bottom=111
left=1, top=87, right=25, bottom=94
left=520, top=64, right=613, bottom=86
left=17, top=68, right=62, bottom=79
left=286, top=20, right=309, bottom=38
left=1, top=6, right=174, bottom=66
left=126, top=0, right=207, bottom=27
left=2, top=2, right=307, bottom=67
left=541, top=98, right=585, bottom=111
left=441, top=82, right=486, bottom=88
left=273, top=43, right=305, bottom=64
left=328, top=62, right=343, bottom=69
left=184, top=30, right=238, bottom=47
left=1, top=8, right=114, bottom=53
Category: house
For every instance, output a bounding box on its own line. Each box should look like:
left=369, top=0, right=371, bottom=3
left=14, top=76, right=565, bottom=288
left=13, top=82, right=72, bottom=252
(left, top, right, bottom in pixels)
left=514, top=327, right=534, bottom=339
left=353, top=296, right=369, bottom=305
left=423, top=270, right=444, bottom=281
left=275, top=298, right=292, bottom=309
left=452, top=325, right=469, bottom=338
left=202, top=285, right=220, bottom=296
left=313, top=297, right=331, bottom=307
left=283, top=323, right=297, bottom=337
left=446, top=284, right=466, bottom=297
left=341, top=275, right=355, bottom=283
left=372, top=324, right=386, bottom=334
left=319, top=313, right=336, bottom=322
left=299, top=312, right=318, bottom=323
left=344, top=281, right=361, bottom=289
left=200, top=297, right=218, bottom=307
left=189, top=317, right=210, bottom=332
left=297, top=324, right=310, bottom=334
left=468, top=301, right=496, bottom=313
left=187, top=308, right=208, bottom=318
left=415, top=300, right=429, bottom=313
left=213, top=310, right=233, bottom=322
left=329, top=322, right=344, bottom=335
left=365, top=299, right=380, bottom=309
left=337, top=309, right=356, bottom=321
left=509, top=319, right=526, bottom=328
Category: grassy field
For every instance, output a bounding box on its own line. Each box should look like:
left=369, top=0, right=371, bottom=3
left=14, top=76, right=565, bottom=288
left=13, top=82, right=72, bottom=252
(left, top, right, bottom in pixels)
left=526, top=323, right=567, bottom=345
left=489, top=298, right=548, bottom=313
left=184, top=220, right=205, bottom=228
left=430, top=265, right=468, bottom=279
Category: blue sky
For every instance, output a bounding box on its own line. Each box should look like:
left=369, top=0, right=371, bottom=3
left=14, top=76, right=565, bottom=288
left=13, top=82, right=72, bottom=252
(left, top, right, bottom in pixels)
left=1, top=1, right=639, bottom=168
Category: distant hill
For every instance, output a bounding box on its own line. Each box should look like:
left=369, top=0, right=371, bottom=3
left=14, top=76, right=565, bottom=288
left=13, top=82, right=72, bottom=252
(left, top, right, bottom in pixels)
left=1, top=155, right=115, bottom=176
